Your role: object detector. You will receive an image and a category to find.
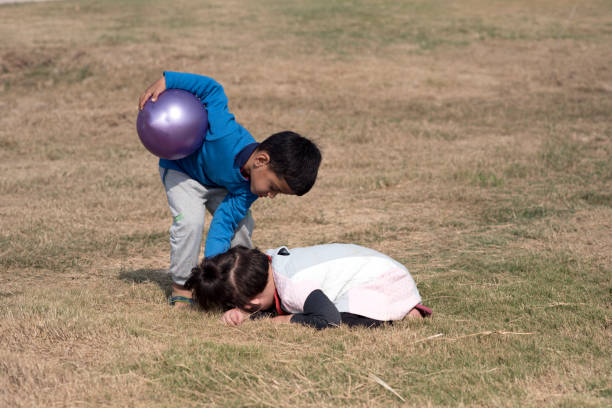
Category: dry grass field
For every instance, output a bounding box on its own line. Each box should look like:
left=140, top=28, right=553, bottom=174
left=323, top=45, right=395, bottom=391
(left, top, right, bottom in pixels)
left=1, top=0, right=611, bottom=406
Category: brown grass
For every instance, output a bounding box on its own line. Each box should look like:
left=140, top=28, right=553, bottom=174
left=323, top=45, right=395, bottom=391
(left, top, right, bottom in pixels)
left=1, top=0, right=611, bottom=406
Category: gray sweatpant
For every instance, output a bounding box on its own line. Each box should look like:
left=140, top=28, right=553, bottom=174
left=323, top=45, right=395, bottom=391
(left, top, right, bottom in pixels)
left=160, top=167, right=254, bottom=286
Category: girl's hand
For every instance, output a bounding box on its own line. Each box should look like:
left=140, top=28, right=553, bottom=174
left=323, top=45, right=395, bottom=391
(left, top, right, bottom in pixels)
left=138, top=76, right=166, bottom=110
left=221, top=308, right=249, bottom=326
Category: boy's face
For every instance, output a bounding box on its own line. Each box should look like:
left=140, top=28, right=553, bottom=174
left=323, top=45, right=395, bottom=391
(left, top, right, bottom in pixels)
left=250, top=164, right=294, bottom=198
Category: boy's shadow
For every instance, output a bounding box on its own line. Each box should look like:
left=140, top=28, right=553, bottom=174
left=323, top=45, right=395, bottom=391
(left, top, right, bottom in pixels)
left=119, top=268, right=173, bottom=297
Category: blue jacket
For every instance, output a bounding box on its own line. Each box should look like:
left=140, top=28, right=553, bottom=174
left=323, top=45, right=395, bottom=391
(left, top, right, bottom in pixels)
left=159, top=71, right=258, bottom=258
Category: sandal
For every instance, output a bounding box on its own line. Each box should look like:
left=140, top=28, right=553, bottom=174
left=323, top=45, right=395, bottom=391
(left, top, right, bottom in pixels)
left=169, top=295, right=194, bottom=306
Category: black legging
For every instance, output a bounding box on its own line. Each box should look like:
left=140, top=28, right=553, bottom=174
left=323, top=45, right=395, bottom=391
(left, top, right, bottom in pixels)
left=340, top=312, right=389, bottom=328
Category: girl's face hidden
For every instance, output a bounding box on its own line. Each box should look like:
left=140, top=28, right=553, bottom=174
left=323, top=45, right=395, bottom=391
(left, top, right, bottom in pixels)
left=248, top=264, right=275, bottom=311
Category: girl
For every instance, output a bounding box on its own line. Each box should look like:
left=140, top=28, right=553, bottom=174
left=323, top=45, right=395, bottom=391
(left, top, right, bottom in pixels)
left=185, top=244, right=432, bottom=329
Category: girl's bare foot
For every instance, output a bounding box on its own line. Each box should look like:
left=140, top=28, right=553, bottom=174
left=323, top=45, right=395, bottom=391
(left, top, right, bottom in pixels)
left=407, top=308, right=423, bottom=318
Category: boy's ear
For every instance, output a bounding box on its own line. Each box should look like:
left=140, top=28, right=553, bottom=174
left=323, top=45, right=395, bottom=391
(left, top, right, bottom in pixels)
left=253, top=151, right=271, bottom=168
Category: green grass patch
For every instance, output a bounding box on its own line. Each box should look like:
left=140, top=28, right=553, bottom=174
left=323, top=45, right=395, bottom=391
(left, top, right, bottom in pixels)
left=481, top=205, right=557, bottom=224
left=340, top=223, right=417, bottom=245
left=255, top=0, right=611, bottom=56
left=578, top=192, right=612, bottom=208
left=0, top=221, right=167, bottom=272
left=452, top=168, right=505, bottom=188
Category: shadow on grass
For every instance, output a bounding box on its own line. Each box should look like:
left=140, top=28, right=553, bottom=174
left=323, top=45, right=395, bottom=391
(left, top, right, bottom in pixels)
left=119, top=268, right=173, bottom=298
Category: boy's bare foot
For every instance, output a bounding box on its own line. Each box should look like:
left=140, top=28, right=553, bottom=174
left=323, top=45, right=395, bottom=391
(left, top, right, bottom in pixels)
left=170, top=283, right=193, bottom=308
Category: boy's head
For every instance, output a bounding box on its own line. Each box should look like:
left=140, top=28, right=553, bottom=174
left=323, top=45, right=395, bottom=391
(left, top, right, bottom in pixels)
left=184, top=246, right=271, bottom=311
left=249, top=131, right=321, bottom=197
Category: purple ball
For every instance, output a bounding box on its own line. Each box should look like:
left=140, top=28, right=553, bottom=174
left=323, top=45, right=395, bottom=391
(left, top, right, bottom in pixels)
left=137, top=89, right=208, bottom=160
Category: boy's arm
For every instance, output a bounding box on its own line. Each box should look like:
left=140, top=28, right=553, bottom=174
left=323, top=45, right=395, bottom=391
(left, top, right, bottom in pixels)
left=204, top=192, right=257, bottom=258
left=163, top=70, right=239, bottom=139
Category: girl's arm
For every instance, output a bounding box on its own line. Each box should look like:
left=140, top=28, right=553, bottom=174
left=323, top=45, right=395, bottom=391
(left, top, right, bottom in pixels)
left=287, top=290, right=341, bottom=329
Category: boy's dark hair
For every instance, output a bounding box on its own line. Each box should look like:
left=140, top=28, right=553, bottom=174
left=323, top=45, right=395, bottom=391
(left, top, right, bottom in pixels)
left=258, top=131, right=321, bottom=196
left=184, top=246, right=270, bottom=311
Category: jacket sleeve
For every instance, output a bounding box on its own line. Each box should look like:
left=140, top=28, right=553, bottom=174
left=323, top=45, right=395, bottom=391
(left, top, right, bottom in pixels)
left=163, top=71, right=239, bottom=140
left=290, top=290, right=341, bottom=330
left=204, top=191, right=257, bottom=258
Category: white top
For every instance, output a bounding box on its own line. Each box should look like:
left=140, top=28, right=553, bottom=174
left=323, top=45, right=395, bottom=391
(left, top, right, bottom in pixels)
left=266, top=244, right=422, bottom=321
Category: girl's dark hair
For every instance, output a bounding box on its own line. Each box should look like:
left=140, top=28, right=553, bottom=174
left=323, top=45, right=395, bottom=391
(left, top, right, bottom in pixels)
left=184, top=246, right=270, bottom=311
left=258, top=131, right=321, bottom=196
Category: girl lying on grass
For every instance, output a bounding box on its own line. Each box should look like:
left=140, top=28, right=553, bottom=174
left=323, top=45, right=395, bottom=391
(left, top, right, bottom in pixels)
left=185, top=244, right=432, bottom=329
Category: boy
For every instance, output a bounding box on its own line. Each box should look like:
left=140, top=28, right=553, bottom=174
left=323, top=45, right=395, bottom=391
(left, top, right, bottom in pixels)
left=138, top=71, right=321, bottom=307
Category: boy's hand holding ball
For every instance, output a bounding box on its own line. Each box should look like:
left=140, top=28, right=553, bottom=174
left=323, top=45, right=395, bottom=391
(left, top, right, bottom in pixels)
left=139, top=76, right=166, bottom=110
